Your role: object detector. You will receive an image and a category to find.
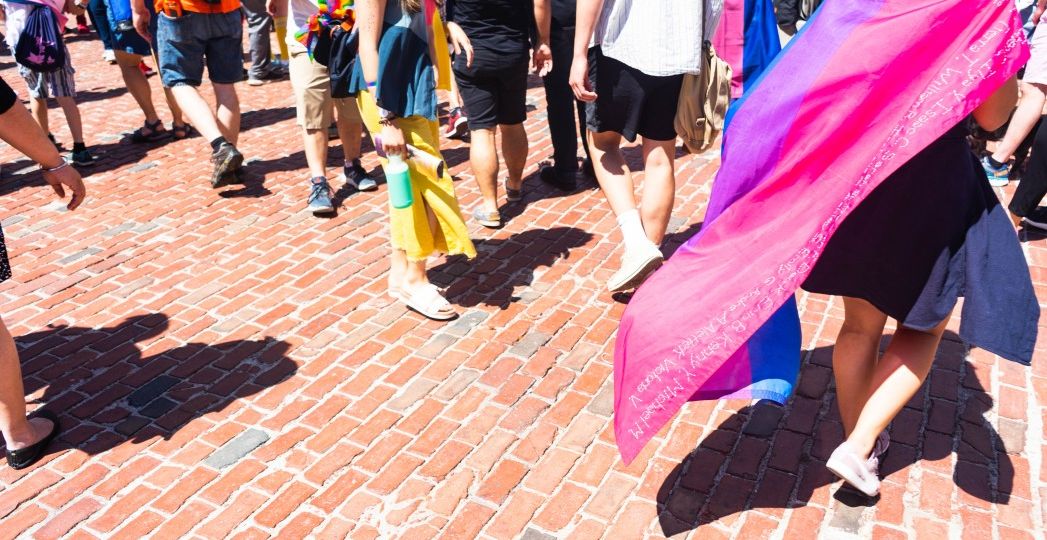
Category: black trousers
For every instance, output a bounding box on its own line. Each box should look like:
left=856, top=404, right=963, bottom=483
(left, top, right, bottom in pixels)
left=1009, top=115, right=1047, bottom=217
left=543, top=24, right=590, bottom=173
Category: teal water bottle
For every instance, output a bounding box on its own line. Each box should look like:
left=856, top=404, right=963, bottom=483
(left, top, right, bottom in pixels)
left=384, top=154, right=413, bottom=209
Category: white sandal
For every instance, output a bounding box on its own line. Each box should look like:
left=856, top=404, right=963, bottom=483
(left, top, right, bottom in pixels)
left=398, top=283, right=457, bottom=320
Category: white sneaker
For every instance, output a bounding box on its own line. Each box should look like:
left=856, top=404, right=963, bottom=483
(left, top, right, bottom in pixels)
left=103, top=49, right=116, bottom=64
left=607, top=242, right=664, bottom=292
left=826, top=441, right=881, bottom=497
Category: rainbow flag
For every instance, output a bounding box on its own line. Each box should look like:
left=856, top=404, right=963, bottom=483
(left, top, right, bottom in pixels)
left=295, top=0, right=355, bottom=59
left=613, top=0, right=1029, bottom=464
left=712, top=0, right=781, bottom=99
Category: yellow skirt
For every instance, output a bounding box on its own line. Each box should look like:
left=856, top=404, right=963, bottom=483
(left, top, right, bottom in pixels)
left=357, top=92, right=476, bottom=262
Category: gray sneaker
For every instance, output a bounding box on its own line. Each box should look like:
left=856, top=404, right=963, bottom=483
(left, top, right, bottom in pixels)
left=307, top=177, right=335, bottom=214
left=342, top=160, right=378, bottom=191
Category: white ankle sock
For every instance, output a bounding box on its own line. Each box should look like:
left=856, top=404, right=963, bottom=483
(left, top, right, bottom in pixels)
left=617, top=209, right=650, bottom=252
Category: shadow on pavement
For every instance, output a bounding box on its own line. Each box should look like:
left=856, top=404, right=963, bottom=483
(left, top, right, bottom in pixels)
left=655, top=330, right=1012, bottom=537
left=433, top=226, right=595, bottom=308
left=7, top=314, right=297, bottom=465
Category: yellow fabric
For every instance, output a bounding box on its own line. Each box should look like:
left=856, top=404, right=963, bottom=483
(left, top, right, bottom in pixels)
left=432, top=11, right=451, bottom=91
left=274, top=16, right=290, bottom=60
left=357, top=92, right=476, bottom=261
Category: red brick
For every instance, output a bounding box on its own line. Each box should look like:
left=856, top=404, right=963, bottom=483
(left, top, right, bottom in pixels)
left=477, top=459, right=529, bottom=504
left=440, top=502, right=494, bottom=540
left=34, top=498, right=103, bottom=540
left=254, top=482, right=317, bottom=528
left=534, top=483, right=591, bottom=531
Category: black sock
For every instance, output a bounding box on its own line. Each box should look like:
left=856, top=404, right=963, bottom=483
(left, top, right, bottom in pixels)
left=72, top=142, right=86, bottom=152
left=987, top=156, right=1006, bottom=168
left=210, top=137, right=229, bottom=152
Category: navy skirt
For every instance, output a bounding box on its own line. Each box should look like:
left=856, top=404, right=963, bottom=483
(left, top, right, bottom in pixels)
left=803, top=124, right=1038, bottom=365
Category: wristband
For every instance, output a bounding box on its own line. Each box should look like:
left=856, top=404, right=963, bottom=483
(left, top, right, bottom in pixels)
left=366, top=81, right=377, bottom=91
left=43, top=158, right=69, bottom=173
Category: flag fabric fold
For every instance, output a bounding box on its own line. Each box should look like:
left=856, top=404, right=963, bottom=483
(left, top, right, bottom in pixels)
left=613, top=0, right=1030, bottom=464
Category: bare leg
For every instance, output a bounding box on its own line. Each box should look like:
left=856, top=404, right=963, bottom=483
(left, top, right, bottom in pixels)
left=30, top=98, right=48, bottom=137
left=588, top=130, right=636, bottom=217
left=335, top=109, right=363, bottom=162
left=991, top=81, right=1047, bottom=163
left=54, top=96, right=84, bottom=145
left=639, top=138, right=676, bottom=245
left=833, top=297, right=889, bottom=435
left=115, top=51, right=160, bottom=123
left=163, top=87, right=185, bottom=127
left=212, top=83, right=241, bottom=146
left=0, top=317, right=53, bottom=451
left=846, top=316, right=949, bottom=457
left=302, top=128, right=328, bottom=179
left=470, top=128, right=500, bottom=213
left=170, top=86, right=225, bottom=142
left=500, top=123, right=527, bottom=192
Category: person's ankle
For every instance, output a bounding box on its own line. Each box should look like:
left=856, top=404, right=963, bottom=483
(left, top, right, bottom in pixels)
left=988, top=155, right=1007, bottom=168
left=4, top=419, right=41, bottom=450
left=72, top=142, right=87, bottom=152
left=210, top=136, right=230, bottom=152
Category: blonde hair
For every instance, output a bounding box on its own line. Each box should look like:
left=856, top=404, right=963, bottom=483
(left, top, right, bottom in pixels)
left=401, top=0, right=422, bottom=13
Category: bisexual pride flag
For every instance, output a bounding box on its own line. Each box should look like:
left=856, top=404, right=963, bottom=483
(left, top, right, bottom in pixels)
left=713, top=0, right=781, bottom=99
left=613, top=0, right=1030, bottom=464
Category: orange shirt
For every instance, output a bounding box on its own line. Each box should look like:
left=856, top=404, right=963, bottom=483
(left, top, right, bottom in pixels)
left=155, top=0, right=241, bottom=15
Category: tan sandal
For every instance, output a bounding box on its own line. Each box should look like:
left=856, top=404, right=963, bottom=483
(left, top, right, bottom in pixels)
left=397, top=283, right=457, bottom=320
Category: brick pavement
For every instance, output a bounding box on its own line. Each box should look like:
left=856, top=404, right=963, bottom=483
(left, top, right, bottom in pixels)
left=0, top=32, right=1045, bottom=540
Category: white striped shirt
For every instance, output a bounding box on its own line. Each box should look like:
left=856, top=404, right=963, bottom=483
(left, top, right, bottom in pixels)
left=592, top=0, right=723, bottom=77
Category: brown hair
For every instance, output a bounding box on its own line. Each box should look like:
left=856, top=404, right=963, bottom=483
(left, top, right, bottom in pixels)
left=401, top=0, right=422, bottom=13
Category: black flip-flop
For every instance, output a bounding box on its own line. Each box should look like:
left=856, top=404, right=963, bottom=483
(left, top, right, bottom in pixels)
left=6, top=410, right=60, bottom=470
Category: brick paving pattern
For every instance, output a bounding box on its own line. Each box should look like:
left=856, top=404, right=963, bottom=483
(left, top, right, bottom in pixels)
left=0, top=34, right=1045, bottom=540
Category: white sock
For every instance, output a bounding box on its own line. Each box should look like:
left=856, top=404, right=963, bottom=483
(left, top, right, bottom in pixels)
left=617, top=209, right=650, bottom=252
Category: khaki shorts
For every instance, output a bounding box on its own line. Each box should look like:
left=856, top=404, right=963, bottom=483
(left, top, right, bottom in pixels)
left=290, top=50, right=362, bottom=130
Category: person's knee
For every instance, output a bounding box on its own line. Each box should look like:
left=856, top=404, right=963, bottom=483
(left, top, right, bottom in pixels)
left=212, top=84, right=240, bottom=107
left=589, top=131, right=621, bottom=153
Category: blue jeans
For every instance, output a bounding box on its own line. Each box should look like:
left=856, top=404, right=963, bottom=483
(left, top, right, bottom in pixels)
left=156, top=10, right=244, bottom=87
left=87, top=0, right=114, bottom=50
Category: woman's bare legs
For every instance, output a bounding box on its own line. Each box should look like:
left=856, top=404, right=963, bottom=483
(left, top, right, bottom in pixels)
left=0, top=316, right=53, bottom=451
left=837, top=298, right=950, bottom=458
left=833, top=297, right=888, bottom=435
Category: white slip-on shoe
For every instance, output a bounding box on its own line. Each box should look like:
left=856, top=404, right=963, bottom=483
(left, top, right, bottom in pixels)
left=826, top=441, right=881, bottom=497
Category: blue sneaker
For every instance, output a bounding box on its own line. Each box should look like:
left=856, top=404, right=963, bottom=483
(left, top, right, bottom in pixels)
left=981, top=156, right=1010, bottom=187
left=307, top=177, right=334, bottom=214
left=342, top=160, right=378, bottom=191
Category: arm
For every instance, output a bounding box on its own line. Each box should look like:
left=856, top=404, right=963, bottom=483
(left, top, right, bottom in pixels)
left=532, top=0, right=552, bottom=76
left=0, top=98, right=85, bottom=210
left=568, top=0, right=604, bottom=101
left=1035, top=0, right=1047, bottom=26
left=972, top=75, right=1019, bottom=132
left=357, top=0, right=407, bottom=157
left=444, top=0, right=472, bottom=67
left=131, top=0, right=151, bottom=41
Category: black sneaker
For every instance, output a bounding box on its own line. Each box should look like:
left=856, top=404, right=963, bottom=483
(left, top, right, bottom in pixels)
left=539, top=165, right=577, bottom=191
left=342, top=160, right=377, bottom=191
left=210, top=142, right=244, bottom=188
left=71, top=147, right=94, bottom=166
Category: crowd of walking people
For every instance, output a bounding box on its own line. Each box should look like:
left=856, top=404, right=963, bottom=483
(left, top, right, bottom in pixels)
left=0, top=0, right=1041, bottom=511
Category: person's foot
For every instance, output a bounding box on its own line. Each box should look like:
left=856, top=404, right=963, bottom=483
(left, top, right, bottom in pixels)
left=444, top=107, right=468, bottom=139
left=539, top=165, right=577, bottom=191
left=77, top=23, right=90, bottom=34
left=248, top=69, right=287, bottom=86
left=307, top=176, right=335, bottom=214
left=1022, top=207, right=1047, bottom=231
left=472, top=207, right=501, bottom=228
left=138, top=61, right=155, bottom=77
left=826, top=440, right=881, bottom=497
left=210, top=142, right=244, bottom=188
left=341, top=160, right=378, bottom=191
left=981, top=155, right=1010, bottom=187
left=102, top=49, right=116, bottom=64
left=5, top=410, right=60, bottom=470
left=607, top=241, right=664, bottom=292
left=71, top=147, right=94, bottom=167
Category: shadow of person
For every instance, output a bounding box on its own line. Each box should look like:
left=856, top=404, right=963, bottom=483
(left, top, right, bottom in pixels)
left=428, top=226, right=595, bottom=309
left=8, top=314, right=297, bottom=464
left=655, top=330, right=1013, bottom=537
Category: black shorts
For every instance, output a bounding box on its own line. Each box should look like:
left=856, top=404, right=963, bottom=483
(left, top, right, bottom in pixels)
left=453, top=50, right=529, bottom=130
left=585, top=47, right=683, bottom=142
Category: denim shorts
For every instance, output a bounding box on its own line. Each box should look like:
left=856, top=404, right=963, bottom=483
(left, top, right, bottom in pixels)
left=156, top=10, right=245, bottom=87
left=104, top=0, right=157, bottom=57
